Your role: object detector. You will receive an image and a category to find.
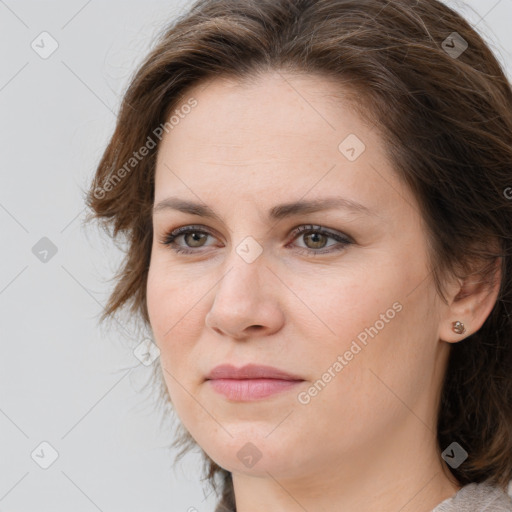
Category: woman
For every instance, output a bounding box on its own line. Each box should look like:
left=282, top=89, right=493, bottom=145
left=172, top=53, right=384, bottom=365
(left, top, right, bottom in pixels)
left=85, top=0, right=512, bottom=510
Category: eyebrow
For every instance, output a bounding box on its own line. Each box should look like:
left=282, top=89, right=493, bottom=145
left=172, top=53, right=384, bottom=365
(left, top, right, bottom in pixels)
left=152, top=196, right=377, bottom=221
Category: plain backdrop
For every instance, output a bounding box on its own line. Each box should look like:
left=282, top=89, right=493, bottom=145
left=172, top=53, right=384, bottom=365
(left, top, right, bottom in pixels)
left=1, top=1, right=512, bottom=511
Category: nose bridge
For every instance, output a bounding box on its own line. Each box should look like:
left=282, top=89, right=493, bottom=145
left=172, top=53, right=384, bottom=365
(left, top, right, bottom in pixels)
left=217, top=234, right=266, bottom=305
left=206, top=235, right=284, bottom=337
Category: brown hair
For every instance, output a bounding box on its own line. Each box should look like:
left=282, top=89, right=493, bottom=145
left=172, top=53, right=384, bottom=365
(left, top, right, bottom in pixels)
left=84, top=0, right=512, bottom=510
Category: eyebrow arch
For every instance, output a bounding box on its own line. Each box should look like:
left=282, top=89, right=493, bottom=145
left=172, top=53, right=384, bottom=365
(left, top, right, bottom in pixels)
left=152, top=196, right=377, bottom=221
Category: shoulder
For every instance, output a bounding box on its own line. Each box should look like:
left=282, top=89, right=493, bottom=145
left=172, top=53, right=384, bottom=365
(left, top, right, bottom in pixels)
left=433, top=481, right=512, bottom=512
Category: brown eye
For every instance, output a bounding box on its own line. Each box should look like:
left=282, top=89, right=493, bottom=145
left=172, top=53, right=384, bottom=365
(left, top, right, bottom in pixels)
left=290, top=225, right=352, bottom=255
left=302, top=232, right=329, bottom=249
left=160, top=225, right=216, bottom=255
left=183, top=231, right=208, bottom=247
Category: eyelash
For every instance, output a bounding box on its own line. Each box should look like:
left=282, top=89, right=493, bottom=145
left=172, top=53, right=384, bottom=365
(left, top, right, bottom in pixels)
left=158, top=224, right=352, bottom=256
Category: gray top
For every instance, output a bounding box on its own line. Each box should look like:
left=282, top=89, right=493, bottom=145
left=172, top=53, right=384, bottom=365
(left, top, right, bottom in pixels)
left=214, top=480, right=512, bottom=512
left=432, top=481, right=512, bottom=511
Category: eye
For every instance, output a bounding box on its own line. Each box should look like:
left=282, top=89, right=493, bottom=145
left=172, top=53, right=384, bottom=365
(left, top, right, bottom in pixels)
left=158, top=224, right=353, bottom=256
left=288, top=224, right=352, bottom=255
left=158, top=224, right=216, bottom=255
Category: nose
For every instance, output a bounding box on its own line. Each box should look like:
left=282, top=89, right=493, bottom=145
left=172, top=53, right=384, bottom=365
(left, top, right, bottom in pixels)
left=205, top=250, right=285, bottom=340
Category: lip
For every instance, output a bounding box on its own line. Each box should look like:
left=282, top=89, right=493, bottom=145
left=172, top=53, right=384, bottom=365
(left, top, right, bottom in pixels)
left=206, top=363, right=304, bottom=381
left=205, top=364, right=305, bottom=401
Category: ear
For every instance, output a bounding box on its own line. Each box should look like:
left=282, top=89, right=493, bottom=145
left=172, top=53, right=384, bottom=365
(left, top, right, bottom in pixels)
left=439, top=257, right=502, bottom=343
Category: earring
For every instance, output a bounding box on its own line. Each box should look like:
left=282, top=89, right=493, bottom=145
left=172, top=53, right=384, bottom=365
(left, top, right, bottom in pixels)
left=452, top=321, right=466, bottom=335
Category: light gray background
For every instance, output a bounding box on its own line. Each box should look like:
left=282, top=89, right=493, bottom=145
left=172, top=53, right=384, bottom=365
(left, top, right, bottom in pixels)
left=1, top=1, right=511, bottom=511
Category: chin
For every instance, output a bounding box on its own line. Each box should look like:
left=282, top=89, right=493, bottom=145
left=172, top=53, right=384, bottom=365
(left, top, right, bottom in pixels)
left=197, top=431, right=300, bottom=476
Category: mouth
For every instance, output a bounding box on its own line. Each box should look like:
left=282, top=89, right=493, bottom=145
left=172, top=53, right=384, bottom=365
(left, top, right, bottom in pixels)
left=205, top=364, right=305, bottom=401
left=206, top=378, right=304, bottom=401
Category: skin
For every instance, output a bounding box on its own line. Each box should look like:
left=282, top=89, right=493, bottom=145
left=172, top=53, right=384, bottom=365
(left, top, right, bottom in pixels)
left=146, top=71, right=501, bottom=512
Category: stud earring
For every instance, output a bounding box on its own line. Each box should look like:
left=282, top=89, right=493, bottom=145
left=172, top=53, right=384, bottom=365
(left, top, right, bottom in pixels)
left=452, top=321, right=466, bottom=335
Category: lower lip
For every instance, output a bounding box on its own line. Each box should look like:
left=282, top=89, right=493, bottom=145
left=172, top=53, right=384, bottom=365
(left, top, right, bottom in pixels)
left=207, top=378, right=303, bottom=401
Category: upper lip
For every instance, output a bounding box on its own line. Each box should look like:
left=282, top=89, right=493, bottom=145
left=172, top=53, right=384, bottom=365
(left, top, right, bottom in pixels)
left=206, top=364, right=304, bottom=381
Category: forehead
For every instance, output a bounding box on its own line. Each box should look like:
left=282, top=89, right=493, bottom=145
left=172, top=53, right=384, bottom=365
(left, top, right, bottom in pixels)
left=162, top=71, right=366, bottom=151
left=153, top=71, right=412, bottom=221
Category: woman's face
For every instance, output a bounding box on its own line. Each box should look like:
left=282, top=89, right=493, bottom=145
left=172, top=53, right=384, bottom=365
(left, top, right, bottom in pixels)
left=147, top=71, right=453, bottom=483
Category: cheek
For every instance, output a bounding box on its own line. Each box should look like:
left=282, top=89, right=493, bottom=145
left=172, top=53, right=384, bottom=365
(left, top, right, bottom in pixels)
left=146, top=277, right=191, bottom=414
left=303, top=261, right=435, bottom=395
left=291, top=285, right=436, bottom=454
left=146, top=254, right=203, bottom=336
left=146, top=261, right=173, bottom=339
left=146, top=258, right=208, bottom=385
left=295, top=270, right=399, bottom=357
left=147, top=262, right=185, bottom=365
